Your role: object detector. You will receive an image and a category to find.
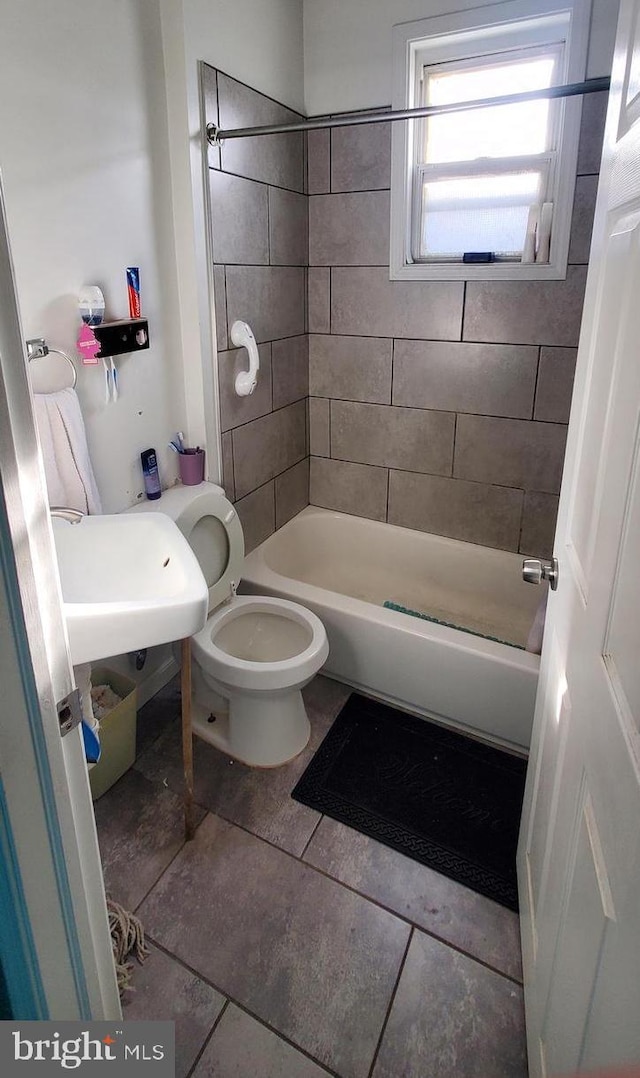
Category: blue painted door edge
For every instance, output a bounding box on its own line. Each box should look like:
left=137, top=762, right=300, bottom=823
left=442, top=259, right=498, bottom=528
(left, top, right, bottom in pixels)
left=0, top=778, right=48, bottom=1019
left=0, top=485, right=91, bottom=1018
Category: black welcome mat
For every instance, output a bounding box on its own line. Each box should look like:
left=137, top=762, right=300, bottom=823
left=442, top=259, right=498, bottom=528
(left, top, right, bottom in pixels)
left=292, top=694, right=526, bottom=911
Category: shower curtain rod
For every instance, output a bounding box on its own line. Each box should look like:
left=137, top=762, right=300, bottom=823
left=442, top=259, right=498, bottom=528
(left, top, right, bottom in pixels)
left=207, top=75, right=610, bottom=145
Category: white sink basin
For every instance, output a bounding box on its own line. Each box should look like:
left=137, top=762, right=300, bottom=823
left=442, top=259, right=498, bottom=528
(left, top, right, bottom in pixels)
left=52, top=512, right=209, bottom=665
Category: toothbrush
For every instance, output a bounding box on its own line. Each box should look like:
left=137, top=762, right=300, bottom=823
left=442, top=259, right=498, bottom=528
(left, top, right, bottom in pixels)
left=109, top=357, right=118, bottom=401
left=176, top=431, right=185, bottom=451
left=102, top=357, right=110, bottom=404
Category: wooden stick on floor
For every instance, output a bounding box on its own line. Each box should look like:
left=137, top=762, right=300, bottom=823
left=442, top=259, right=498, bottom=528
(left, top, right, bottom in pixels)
left=181, top=637, right=195, bottom=841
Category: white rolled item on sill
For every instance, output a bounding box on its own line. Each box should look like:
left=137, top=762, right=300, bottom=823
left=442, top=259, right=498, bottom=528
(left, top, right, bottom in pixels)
left=535, top=202, right=554, bottom=264
left=521, top=204, right=539, bottom=264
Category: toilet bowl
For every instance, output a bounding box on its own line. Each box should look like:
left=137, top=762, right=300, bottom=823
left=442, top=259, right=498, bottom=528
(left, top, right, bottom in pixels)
left=128, top=483, right=328, bottom=766
left=192, top=593, right=327, bottom=766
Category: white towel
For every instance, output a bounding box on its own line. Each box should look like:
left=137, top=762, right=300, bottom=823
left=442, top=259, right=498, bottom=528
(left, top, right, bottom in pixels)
left=34, top=388, right=102, bottom=514
left=74, top=662, right=99, bottom=733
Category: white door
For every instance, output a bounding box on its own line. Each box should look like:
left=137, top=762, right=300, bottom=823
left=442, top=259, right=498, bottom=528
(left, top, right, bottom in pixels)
left=0, top=177, right=119, bottom=1019
left=518, top=2, right=640, bottom=1074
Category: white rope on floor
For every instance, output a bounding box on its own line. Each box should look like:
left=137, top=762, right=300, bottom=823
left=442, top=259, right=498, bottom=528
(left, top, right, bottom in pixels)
left=106, top=896, right=150, bottom=995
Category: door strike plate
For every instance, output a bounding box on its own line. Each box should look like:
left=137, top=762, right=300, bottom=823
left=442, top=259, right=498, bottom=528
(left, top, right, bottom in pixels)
left=58, top=688, right=82, bottom=737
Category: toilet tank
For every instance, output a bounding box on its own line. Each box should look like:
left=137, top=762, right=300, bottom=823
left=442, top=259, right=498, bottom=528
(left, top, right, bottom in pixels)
left=126, top=482, right=244, bottom=612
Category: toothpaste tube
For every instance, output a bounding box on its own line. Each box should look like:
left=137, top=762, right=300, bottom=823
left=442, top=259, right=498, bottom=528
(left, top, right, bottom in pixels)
left=127, top=266, right=141, bottom=318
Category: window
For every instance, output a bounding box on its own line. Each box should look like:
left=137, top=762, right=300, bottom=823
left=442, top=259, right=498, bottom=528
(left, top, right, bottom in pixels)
left=415, top=47, right=561, bottom=262
left=390, top=0, right=591, bottom=280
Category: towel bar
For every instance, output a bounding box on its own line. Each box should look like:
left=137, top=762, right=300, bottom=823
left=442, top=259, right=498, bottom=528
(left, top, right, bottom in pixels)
left=27, top=338, right=77, bottom=391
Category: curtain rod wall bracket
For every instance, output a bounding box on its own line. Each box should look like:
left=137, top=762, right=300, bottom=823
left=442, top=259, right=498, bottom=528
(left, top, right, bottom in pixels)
left=206, top=123, right=223, bottom=148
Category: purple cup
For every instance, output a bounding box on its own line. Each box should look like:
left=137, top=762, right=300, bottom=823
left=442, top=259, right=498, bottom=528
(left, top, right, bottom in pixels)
left=179, top=448, right=205, bottom=485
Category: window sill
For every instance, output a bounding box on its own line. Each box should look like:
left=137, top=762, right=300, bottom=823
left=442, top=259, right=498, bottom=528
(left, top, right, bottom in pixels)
left=389, top=258, right=570, bottom=282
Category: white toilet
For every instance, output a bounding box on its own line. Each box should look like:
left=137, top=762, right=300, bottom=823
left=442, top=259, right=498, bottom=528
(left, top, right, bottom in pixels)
left=130, top=483, right=328, bottom=767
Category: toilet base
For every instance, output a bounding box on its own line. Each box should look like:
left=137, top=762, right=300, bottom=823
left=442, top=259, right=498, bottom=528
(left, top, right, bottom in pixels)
left=191, top=689, right=311, bottom=768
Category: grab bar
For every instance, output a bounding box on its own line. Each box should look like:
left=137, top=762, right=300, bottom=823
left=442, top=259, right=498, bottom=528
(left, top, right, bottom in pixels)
left=230, top=320, right=259, bottom=396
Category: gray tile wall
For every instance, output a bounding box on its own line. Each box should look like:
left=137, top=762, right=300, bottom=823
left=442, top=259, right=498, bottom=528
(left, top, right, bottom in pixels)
left=207, top=70, right=605, bottom=559
left=307, top=96, right=606, bottom=556
left=205, top=65, right=309, bottom=551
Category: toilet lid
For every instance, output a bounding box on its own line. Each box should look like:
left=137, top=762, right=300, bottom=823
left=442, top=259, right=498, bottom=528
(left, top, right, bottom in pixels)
left=173, top=490, right=245, bottom=611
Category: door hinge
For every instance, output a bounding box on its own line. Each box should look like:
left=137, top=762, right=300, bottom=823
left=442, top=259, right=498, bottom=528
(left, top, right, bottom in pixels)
left=57, top=688, right=82, bottom=737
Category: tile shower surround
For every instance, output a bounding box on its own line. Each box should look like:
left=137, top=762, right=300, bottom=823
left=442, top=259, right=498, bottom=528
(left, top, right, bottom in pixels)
left=206, top=63, right=606, bottom=557
left=205, top=65, right=310, bottom=551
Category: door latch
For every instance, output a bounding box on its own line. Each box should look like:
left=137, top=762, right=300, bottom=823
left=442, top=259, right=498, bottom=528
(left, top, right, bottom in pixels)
left=522, top=556, right=559, bottom=590
left=57, top=688, right=82, bottom=737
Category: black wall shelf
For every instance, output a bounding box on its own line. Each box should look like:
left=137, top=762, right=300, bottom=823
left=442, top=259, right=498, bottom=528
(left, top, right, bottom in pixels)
left=93, top=318, right=149, bottom=359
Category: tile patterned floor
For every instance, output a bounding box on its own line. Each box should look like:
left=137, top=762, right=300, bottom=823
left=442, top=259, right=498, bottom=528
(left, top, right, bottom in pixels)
left=95, top=675, right=528, bottom=1078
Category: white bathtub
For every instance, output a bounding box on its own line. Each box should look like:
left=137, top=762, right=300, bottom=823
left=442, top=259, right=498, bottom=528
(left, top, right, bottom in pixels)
left=242, top=507, right=544, bottom=752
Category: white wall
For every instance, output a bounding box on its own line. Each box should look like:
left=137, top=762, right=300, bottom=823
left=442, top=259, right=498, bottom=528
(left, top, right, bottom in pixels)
left=187, top=0, right=304, bottom=112
left=0, top=0, right=187, bottom=514
left=303, top=0, right=620, bottom=115
left=0, top=0, right=304, bottom=693
left=0, top=0, right=302, bottom=515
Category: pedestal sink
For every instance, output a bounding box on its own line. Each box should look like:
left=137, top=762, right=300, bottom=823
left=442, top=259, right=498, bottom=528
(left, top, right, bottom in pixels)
left=52, top=512, right=209, bottom=665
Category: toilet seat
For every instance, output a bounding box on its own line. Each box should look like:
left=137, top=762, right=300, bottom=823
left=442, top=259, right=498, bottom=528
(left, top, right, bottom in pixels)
left=192, top=595, right=328, bottom=692
left=126, top=482, right=245, bottom=611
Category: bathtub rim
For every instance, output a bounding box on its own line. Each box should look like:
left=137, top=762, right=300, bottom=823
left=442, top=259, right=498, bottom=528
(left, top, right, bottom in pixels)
left=243, top=505, right=540, bottom=677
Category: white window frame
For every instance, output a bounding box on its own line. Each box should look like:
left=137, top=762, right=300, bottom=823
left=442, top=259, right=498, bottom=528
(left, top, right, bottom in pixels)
left=390, top=0, right=592, bottom=281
